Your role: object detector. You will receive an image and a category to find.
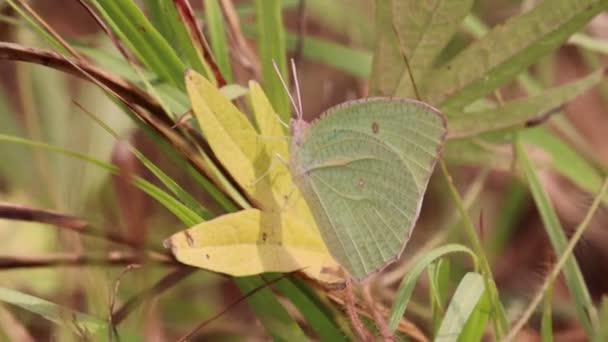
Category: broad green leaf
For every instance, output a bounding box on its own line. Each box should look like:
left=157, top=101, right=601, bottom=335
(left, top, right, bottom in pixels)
left=369, top=0, right=404, bottom=95
left=0, top=287, right=106, bottom=337
left=435, top=272, right=485, bottom=342
left=516, top=138, right=596, bottom=335
left=425, top=0, right=608, bottom=109
left=447, top=68, right=605, bottom=138
left=255, top=0, right=290, bottom=120
left=456, top=280, right=491, bottom=342
left=388, top=244, right=478, bottom=331
left=392, top=0, right=474, bottom=98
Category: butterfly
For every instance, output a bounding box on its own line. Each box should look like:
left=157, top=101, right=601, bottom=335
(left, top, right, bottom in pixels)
left=282, top=61, right=447, bottom=281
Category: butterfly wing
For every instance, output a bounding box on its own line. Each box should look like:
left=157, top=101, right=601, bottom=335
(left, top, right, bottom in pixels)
left=289, top=98, right=446, bottom=281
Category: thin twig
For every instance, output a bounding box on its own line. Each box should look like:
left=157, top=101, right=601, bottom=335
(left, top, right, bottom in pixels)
left=176, top=273, right=292, bottom=342
left=0, top=252, right=174, bottom=269
left=111, top=267, right=196, bottom=325
left=0, top=42, right=170, bottom=123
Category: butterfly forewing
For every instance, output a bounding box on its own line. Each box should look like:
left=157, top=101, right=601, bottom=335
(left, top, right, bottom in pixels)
left=289, top=98, right=446, bottom=281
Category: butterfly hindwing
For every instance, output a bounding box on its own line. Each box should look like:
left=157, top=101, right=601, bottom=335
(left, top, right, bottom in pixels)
left=289, top=98, right=446, bottom=280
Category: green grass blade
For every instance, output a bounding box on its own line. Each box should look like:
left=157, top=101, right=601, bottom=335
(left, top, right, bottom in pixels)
left=285, top=31, right=371, bottom=78
left=392, top=0, right=474, bottom=99
left=447, top=68, right=604, bottom=138
left=435, top=272, right=485, bottom=342
left=244, top=24, right=372, bottom=78
left=270, top=275, right=347, bottom=341
left=388, top=244, right=478, bottom=331
left=426, top=0, right=608, bottom=109
left=0, top=287, right=106, bottom=337
left=254, top=0, right=289, bottom=120
left=234, top=277, right=308, bottom=341
left=88, top=0, right=186, bottom=89
left=429, top=259, right=451, bottom=335
left=541, top=286, right=553, bottom=342
left=205, top=0, right=233, bottom=83
left=516, top=137, right=597, bottom=335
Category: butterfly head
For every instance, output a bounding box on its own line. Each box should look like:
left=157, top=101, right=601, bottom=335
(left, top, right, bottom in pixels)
left=290, top=117, right=309, bottom=147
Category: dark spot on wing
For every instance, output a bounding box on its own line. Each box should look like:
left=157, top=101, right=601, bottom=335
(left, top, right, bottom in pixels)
left=184, top=231, right=194, bottom=247
left=357, top=178, right=365, bottom=188
left=372, top=122, right=380, bottom=134
left=262, top=232, right=268, bottom=242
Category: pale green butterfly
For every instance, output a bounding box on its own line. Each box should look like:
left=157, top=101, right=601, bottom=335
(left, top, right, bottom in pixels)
left=279, top=61, right=447, bottom=281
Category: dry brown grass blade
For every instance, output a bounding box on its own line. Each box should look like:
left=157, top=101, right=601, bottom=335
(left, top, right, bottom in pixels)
left=219, top=0, right=260, bottom=78
left=0, top=252, right=174, bottom=269
left=174, top=0, right=226, bottom=86
left=0, top=42, right=170, bottom=124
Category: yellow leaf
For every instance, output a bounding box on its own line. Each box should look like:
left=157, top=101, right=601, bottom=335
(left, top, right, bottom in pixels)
left=165, top=208, right=338, bottom=280
left=173, top=71, right=338, bottom=282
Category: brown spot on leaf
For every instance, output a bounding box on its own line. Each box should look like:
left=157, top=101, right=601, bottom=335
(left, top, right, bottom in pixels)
left=372, top=122, right=380, bottom=134
left=205, top=254, right=210, bottom=260
left=262, top=232, right=268, bottom=242
left=184, top=231, right=194, bottom=247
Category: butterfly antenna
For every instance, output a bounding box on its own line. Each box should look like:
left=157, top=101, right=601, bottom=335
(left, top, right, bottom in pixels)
left=290, top=58, right=304, bottom=120
left=272, top=59, right=301, bottom=120
left=391, top=20, right=422, bottom=102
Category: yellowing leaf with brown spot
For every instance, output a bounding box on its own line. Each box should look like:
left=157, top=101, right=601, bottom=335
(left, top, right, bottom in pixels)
left=165, top=208, right=337, bottom=279
left=168, top=71, right=338, bottom=282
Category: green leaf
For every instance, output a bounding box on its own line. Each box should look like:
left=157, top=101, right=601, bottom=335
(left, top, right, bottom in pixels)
left=392, top=0, right=474, bottom=99
left=447, top=68, right=605, bottom=138
left=88, top=0, right=186, bottom=89
left=388, top=244, right=478, bottom=331
left=425, top=0, right=608, bottom=109
left=521, top=127, right=604, bottom=199
left=0, top=287, right=106, bottom=337
left=270, top=275, right=347, bottom=341
left=516, top=137, right=597, bottom=335
left=457, top=281, right=491, bottom=342
left=541, top=286, right=553, bottom=342
left=234, top=277, right=308, bottom=341
left=429, top=259, right=451, bottom=335
left=254, top=0, right=290, bottom=120
left=205, top=0, right=233, bottom=82
left=369, top=0, right=404, bottom=95
left=435, top=272, right=485, bottom=342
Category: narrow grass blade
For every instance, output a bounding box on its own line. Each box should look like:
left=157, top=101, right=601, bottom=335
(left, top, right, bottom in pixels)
left=388, top=244, right=478, bottom=331
left=88, top=0, right=186, bottom=89
left=435, top=272, right=485, bottom=342
left=244, top=24, right=372, bottom=78
left=426, top=0, right=608, bottom=109
left=254, top=0, right=289, bottom=120
left=0, top=287, right=106, bottom=337
left=541, top=286, right=553, bottom=342
left=516, top=138, right=596, bottom=335
left=269, top=275, right=347, bottom=341
left=429, top=259, right=450, bottom=334
left=205, top=0, right=233, bottom=82
left=456, top=280, right=491, bottom=342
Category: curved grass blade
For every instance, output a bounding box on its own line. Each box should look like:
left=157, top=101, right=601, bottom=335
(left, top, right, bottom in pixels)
left=435, top=272, right=485, bottom=342
left=388, top=244, right=478, bottom=331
